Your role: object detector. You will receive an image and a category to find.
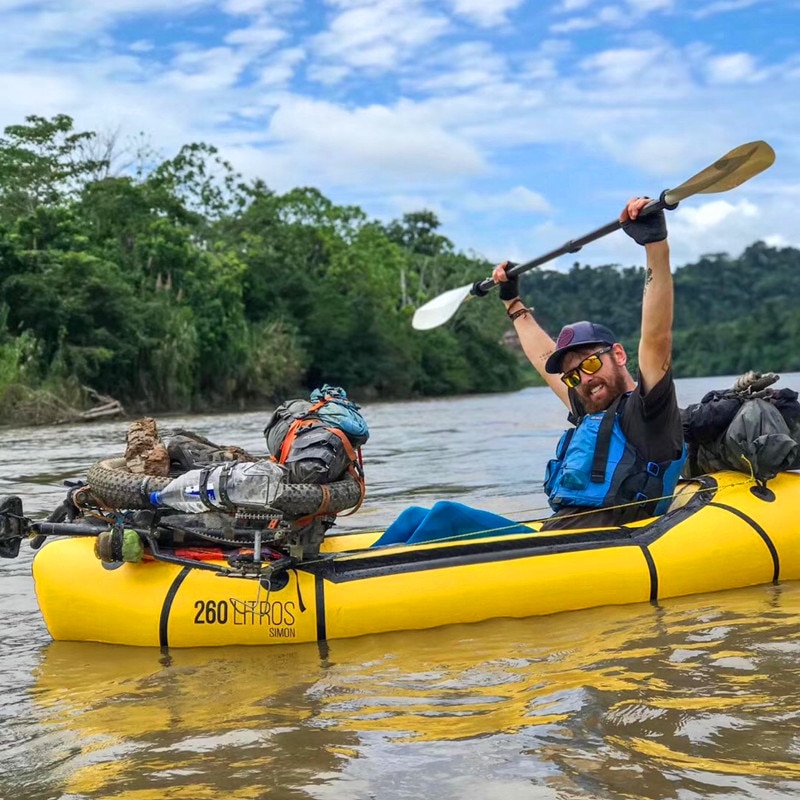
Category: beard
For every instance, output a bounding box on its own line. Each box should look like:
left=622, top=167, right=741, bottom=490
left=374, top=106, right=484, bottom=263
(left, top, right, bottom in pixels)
left=576, top=366, right=630, bottom=414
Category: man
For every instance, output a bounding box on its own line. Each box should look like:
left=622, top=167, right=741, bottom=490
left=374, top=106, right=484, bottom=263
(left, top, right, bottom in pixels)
left=493, top=197, right=685, bottom=529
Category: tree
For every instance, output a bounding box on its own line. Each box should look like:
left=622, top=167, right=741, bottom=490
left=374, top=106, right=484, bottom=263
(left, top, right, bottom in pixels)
left=0, top=114, right=107, bottom=224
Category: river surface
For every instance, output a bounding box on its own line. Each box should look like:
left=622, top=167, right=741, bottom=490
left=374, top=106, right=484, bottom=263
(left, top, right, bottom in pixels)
left=1, top=374, right=800, bottom=800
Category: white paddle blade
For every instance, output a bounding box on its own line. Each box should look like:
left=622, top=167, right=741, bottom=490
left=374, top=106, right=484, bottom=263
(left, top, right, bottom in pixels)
left=412, top=283, right=474, bottom=330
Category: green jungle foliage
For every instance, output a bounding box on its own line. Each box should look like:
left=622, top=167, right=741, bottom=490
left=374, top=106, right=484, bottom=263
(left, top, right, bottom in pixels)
left=0, top=114, right=797, bottom=424
left=521, top=245, right=800, bottom=378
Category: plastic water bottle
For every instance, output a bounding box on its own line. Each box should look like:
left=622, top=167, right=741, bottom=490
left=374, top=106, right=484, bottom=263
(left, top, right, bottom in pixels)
left=150, top=461, right=287, bottom=513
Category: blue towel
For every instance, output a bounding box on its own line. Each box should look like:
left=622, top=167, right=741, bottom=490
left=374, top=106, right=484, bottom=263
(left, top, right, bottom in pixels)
left=372, top=501, right=530, bottom=547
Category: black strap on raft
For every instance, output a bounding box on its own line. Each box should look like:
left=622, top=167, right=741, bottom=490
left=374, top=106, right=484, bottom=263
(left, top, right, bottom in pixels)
left=198, top=463, right=236, bottom=511
left=216, top=462, right=235, bottom=508
left=198, top=466, right=216, bottom=510
left=591, top=395, right=624, bottom=483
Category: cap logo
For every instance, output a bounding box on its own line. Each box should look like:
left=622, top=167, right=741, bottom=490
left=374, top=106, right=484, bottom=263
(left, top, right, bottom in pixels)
left=556, top=327, right=575, bottom=349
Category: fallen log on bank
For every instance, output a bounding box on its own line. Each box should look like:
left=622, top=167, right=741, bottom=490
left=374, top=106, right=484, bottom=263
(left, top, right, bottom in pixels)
left=0, top=384, right=126, bottom=427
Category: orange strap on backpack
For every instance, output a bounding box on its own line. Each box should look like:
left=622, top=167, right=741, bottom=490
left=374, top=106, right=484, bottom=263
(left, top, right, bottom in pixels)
left=273, top=410, right=366, bottom=517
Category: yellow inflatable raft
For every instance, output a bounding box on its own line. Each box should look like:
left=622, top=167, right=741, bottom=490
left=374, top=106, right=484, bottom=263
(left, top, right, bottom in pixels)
left=29, top=470, right=800, bottom=647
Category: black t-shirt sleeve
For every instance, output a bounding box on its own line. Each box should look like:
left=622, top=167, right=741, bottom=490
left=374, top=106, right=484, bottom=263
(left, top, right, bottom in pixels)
left=621, top=369, right=684, bottom=463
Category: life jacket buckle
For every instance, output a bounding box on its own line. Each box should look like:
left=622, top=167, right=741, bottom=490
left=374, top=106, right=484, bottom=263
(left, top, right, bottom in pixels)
left=646, top=461, right=661, bottom=477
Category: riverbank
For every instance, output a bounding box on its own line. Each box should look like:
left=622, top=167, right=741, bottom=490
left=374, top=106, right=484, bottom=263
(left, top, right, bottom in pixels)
left=0, top=381, right=278, bottom=429
left=0, top=366, right=543, bottom=429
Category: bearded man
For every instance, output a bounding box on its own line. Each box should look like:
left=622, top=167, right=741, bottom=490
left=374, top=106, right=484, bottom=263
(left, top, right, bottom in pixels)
left=493, top=197, right=685, bottom=529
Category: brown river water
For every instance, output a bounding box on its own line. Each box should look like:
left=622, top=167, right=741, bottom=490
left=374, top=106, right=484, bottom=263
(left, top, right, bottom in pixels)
left=1, top=375, right=799, bottom=800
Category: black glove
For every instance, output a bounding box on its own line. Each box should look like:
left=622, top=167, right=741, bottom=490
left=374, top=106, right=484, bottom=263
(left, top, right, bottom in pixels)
left=497, top=261, right=519, bottom=301
left=471, top=279, right=491, bottom=297
left=622, top=200, right=667, bottom=246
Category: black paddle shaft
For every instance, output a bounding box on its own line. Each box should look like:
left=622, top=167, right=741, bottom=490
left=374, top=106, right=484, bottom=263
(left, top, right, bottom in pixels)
left=471, top=196, right=670, bottom=297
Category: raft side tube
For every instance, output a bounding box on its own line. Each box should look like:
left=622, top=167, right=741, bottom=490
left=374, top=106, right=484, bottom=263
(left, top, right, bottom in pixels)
left=28, top=471, right=800, bottom=648
left=33, top=546, right=181, bottom=647
left=321, top=544, right=654, bottom=640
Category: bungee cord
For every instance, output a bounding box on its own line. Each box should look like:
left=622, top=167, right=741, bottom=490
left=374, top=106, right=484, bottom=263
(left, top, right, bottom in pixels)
left=363, top=473, right=762, bottom=551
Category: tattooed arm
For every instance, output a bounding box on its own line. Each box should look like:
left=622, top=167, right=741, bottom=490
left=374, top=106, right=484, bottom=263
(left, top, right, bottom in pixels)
left=626, top=199, right=673, bottom=394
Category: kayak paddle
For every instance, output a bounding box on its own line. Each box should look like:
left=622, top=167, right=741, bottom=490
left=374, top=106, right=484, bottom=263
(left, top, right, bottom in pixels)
left=411, top=140, right=776, bottom=331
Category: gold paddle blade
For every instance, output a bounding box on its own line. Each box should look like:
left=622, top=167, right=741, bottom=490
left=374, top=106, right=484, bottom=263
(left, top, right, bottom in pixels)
left=663, top=140, right=775, bottom=205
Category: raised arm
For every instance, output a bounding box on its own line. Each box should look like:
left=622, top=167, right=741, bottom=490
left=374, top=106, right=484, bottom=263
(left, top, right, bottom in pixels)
left=620, top=198, right=673, bottom=395
left=492, top=263, right=571, bottom=409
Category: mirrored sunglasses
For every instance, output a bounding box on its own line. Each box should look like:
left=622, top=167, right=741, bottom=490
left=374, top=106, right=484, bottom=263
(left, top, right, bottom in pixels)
left=560, top=346, right=613, bottom=389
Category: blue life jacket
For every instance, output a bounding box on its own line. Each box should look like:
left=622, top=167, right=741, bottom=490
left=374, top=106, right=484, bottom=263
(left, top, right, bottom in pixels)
left=543, top=394, right=686, bottom=522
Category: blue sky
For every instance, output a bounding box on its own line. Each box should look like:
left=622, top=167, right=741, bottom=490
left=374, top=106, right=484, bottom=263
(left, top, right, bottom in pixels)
left=1, top=0, right=798, bottom=270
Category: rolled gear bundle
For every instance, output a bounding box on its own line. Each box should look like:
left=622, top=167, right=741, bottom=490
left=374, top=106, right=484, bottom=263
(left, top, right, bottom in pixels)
left=166, top=430, right=257, bottom=472
left=263, top=385, right=369, bottom=485
left=681, top=371, right=800, bottom=480
left=263, top=400, right=314, bottom=459
left=723, top=399, right=799, bottom=480
left=87, top=456, right=363, bottom=517
left=309, top=385, right=370, bottom=447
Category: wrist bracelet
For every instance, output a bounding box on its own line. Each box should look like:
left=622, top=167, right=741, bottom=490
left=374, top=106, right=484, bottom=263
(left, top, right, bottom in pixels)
left=508, top=306, right=533, bottom=322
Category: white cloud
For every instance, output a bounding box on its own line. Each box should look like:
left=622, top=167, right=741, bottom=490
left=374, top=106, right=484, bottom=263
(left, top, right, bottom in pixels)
left=464, top=187, right=551, bottom=213
left=221, top=0, right=276, bottom=13
left=551, top=0, right=673, bottom=34
left=578, top=47, right=660, bottom=85
left=763, top=233, right=789, bottom=247
left=224, top=23, right=287, bottom=49
left=257, top=47, right=305, bottom=87
left=310, top=0, right=450, bottom=78
left=129, top=39, right=154, bottom=52
left=263, top=96, right=487, bottom=187
left=0, top=3, right=201, bottom=64
left=407, top=42, right=508, bottom=92
left=595, top=6, right=629, bottom=25
left=550, top=16, right=599, bottom=33
left=691, top=0, right=764, bottom=19
left=444, top=0, right=526, bottom=27
left=163, top=46, right=247, bottom=92
left=306, top=63, right=351, bottom=85
left=705, top=52, right=765, bottom=84
left=623, top=0, right=674, bottom=11
left=520, top=54, right=560, bottom=81
left=676, top=198, right=759, bottom=230
left=618, top=136, right=706, bottom=180
left=556, top=0, right=595, bottom=11
left=663, top=198, right=771, bottom=265
left=415, top=65, right=503, bottom=91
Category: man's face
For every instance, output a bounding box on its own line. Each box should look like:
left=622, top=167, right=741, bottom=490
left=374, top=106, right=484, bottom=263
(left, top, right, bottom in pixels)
left=561, top=344, right=628, bottom=413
